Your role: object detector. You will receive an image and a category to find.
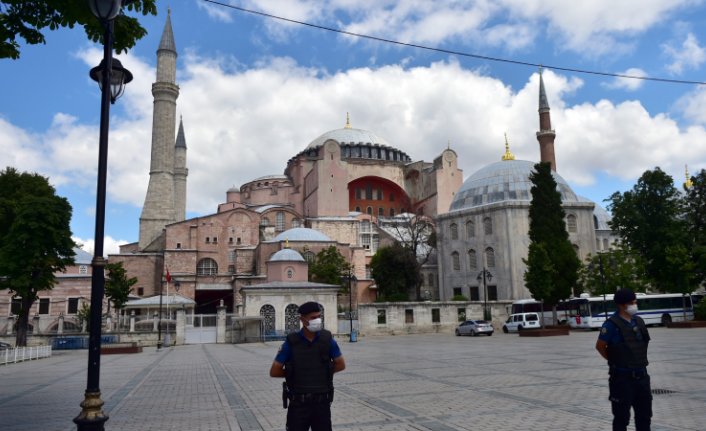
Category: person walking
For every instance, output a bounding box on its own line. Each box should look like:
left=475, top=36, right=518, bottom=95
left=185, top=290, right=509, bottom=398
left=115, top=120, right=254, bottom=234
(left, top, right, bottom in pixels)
left=270, top=301, right=346, bottom=431
left=595, top=288, right=652, bottom=431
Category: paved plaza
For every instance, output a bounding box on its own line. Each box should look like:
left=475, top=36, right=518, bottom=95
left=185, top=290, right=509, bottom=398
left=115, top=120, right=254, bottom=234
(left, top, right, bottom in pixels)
left=1, top=327, right=705, bottom=431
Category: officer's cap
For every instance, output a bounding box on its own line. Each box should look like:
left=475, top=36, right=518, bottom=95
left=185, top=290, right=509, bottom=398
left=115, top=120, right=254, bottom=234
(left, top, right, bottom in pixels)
left=614, top=288, right=636, bottom=305
left=298, top=301, right=321, bottom=315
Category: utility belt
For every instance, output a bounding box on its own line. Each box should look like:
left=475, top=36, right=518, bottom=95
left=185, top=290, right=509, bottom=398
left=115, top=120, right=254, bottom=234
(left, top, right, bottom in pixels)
left=282, top=382, right=333, bottom=408
left=610, top=367, right=648, bottom=379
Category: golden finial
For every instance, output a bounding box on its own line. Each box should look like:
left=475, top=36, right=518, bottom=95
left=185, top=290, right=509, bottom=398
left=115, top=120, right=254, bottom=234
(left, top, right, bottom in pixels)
left=447, top=140, right=451, bottom=150
left=285, top=238, right=289, bottom=248
left=501, top=133, right=515, bottom=161
left=685, top=164, right=694, bottom=189
left=344, top=112, right=351, bottom=129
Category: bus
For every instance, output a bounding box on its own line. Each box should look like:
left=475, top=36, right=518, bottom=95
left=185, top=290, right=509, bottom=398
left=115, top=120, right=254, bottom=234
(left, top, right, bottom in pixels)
left=510, top=299, right=574, bottom=326
left=568, top=293, right=701, bottom=330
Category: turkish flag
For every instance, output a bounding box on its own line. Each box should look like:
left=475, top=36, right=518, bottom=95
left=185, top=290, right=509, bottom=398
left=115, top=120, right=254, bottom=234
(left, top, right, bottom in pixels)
left=166, top=269, right=172, bottom=283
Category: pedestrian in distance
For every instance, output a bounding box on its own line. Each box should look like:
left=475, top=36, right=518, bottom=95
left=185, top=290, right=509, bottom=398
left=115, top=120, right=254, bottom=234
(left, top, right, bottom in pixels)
left=595, top=288, right=652, bottom=431
left=269, top=301, right=346, bottom=431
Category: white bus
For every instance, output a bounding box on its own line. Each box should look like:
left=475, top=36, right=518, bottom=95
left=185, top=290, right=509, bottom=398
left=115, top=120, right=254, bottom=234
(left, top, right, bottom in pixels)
left=568, top=293, right=701, bottom=329
left=510, top=299, right=574, bottom=326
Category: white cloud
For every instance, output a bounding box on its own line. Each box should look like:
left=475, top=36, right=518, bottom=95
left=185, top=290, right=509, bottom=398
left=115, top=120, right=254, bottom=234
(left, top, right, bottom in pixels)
left=196, top=2, right=234, bottom=23
left=675, top=85, right=706, bottom=125
left=602, top=68, right=648, bottom=91
left=662, top=32, right=706, bottom=75
left=73, top=236, right=128, bottom=257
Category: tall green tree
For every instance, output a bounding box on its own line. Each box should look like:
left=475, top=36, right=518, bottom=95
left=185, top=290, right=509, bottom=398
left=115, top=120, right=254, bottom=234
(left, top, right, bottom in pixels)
left=524, top=162, right=581, bottom=324
left=0, top=167, right=75, bottom=346
left=105, top=261, right=137, bottom=329
left=308, top=246, right=350, bottom=287
left=684, top=169, right=706, bottom=289
left=578, top=244, right=647, bottom=296
left=370, top=243, right=421, bottom=301
left=1, top=0, right=157, bottom=59
left=608, top=167, right=688, bottom=293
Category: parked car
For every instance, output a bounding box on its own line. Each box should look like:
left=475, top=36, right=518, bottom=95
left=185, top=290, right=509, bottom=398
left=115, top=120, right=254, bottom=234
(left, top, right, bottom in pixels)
left=0, top=341, right=12, bottom=350
left=455, top=320, right=494, bottom=336
left=502, top=313, right=541, bottom=333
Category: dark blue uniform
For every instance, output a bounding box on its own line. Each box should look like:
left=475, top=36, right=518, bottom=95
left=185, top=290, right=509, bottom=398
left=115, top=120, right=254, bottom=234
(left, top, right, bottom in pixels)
left=276, top=330, right=342, bottom=431
left=599, top=313, right=652, bottom=431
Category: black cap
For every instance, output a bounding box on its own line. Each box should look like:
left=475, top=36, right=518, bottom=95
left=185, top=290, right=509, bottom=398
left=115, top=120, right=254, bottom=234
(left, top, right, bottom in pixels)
left=614, top=288, right=636, bottom=305
left=298, top=301, right=321, bottom=315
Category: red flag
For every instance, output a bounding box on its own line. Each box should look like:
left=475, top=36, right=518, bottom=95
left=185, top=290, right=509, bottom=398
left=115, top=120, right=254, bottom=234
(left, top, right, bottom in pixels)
left=166, top=268, right=172, bottom=283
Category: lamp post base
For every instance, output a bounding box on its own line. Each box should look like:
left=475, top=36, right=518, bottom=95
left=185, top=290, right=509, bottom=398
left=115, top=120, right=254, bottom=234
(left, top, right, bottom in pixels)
left=74, top=391, right=108, bottom=431
left=156, top=341, right=163, bottom=351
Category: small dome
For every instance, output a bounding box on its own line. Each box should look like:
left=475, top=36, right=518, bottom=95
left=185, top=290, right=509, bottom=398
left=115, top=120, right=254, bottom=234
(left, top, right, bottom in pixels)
left=592, top=203, right=612, bottom=230
left=272, top=227, right=332, bottom=242
left=450, top=160, right=580, bottom=211
left=269, top=248, right=305, bottom=262
left=306, top=127, right=391, bottom=150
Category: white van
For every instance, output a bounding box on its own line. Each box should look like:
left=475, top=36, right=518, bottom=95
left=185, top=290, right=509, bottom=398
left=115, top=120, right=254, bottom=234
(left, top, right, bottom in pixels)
left=502, top=312, right=541, bottom=333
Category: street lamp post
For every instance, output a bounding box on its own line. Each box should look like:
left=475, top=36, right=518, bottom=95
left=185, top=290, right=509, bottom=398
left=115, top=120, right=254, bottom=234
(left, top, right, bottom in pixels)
left=476, top=268, right=493, bottom=321
left=74, top=2, right=132, bottom=430
left=341, top=271, right=357, bottom=342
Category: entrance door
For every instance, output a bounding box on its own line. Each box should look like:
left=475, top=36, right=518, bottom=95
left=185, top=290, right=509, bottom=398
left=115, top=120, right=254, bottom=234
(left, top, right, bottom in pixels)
left=185, top=314, right=218, bottom=344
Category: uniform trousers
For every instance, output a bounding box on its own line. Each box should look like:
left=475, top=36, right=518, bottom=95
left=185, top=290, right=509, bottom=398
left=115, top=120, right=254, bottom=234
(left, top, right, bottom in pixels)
left=609, top=372, right=652, bottom=431
left=286, top=398, right=332, bottom=431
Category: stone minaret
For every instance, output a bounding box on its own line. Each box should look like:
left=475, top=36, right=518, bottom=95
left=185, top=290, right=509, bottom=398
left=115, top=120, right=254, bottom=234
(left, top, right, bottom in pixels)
left=536, top=69, right=557, bottom=171
left=174, top=116, right=188, bottom=222
left=139, top=11, right=179, bottom=249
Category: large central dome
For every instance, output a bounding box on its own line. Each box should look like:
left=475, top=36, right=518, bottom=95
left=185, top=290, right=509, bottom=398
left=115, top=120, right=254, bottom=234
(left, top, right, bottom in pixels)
left=306, top=127, right=392, bottom=150
left=450, top=160, right=582, bottom=211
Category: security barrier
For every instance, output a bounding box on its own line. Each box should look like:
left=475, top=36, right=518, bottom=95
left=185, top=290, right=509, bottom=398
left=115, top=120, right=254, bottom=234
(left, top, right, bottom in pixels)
left=0, top=345, right=52, bottom=366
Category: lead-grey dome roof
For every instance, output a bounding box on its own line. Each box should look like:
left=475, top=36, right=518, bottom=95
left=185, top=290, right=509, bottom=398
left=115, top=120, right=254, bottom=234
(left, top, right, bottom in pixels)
left=269, top=248, right=305, bottom=262
left=272, top=227, right=332, bottom=242
left=450, top=160, right=580, bottom=211
left=591, top=202, right=612, bottom=230
left=307, top=127, right=391, bottom=150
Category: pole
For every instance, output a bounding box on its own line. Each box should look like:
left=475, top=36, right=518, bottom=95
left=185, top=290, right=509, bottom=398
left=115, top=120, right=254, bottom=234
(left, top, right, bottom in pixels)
left=349, top=273, right=353, bottom=341
left=157, top=280, right=163, bottom=350
left=483, top=268, right=488, bottom=321
left=74, top=20, right=113, bottom=431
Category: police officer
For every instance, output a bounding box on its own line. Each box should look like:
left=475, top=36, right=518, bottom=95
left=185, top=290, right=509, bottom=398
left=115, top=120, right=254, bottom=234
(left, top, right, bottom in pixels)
left=595, top=288, right=652, bottom=431
left=269, top=301, right=346, bottom=431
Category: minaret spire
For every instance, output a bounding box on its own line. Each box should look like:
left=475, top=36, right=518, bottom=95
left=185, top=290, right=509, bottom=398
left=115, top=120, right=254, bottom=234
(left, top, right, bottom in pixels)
left=344, top=112, right=351, bottom=129
left=174, top=116, right=188, bottom=222
left=139, top=11, right=180, bottom=250
left=502, top=133, right=515, bottom=161
left=684, top=164, right=694, bottom=189
left=536, top=68, right=557, bottom=171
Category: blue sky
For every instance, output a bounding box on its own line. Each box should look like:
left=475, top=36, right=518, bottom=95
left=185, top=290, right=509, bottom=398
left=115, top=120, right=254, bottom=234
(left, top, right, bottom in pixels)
left=1, top=0, right=706, bottom=255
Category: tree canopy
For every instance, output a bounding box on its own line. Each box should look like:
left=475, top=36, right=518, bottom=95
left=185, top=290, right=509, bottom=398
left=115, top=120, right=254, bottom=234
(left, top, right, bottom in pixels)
left=524, top=162, right=580, bottom=322
left=0, top=167, right=75, bottom=346
left=370, top=243, right=421, bottom=301
left=105, top=261, right=136, bottom=312
left=684, top=169, right=706, bottom=289
left=1, top=0, right=157, bottom=59
left=308, top=246, right=350, bottom=287
left=607, top=167, right=690, bottom=293
left=578, top=244, right=647, bottom=296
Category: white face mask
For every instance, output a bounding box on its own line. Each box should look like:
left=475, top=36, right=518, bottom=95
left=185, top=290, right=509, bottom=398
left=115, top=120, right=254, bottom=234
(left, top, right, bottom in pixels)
left=626, top=304, right=638, bottom=316
left=306, top=318, right=322, bottom=332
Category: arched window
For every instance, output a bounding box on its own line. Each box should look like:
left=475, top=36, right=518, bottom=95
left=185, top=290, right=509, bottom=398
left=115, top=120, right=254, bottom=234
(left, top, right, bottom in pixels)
left=260, top=217, right=269, bottom=226
left=485, top=247, right=495, bottom=268
left=303, top=250, right=315, bottom=263
left=389, top=208, right=395, bottom=216
left=285, top=304, right=300, bottom=333
left=286, top=268, right=294, bottom=279
left=292, top=219, right=301, bottom=228
left=260, top=304, right=276, bottom=335
left=483, top=217, right=492, bottom=235
left=593, top=215, right=599, bottom=229
left=567, top=214, right=577, bottom=233
left=378, top=207, right=384, bottom=216
left=603, top=238, right=609, bottom=250
left=367, top=206, right=373, bottom=215
left=466, top=220, right=475, bottom=239
left=276, top=211, right=285, bottom=231
left=196, top=258, right=218, bottom=276
left=450, top=223, right=458, bottom=240
left=468, top=249, right=477, bottom=270
left=451, top=252, right=460, bottom=271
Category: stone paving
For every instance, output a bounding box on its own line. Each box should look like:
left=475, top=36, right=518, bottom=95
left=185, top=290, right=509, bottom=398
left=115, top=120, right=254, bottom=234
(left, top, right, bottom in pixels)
left=1, top=327, right=705, bottom=431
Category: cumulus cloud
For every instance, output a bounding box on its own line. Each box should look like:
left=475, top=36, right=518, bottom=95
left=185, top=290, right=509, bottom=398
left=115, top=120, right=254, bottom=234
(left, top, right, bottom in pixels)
left=602, top=68, right=648, bottom=91
left=662, top=32, right=706, bottom=75
left=73, top=236, right=129, bottom=257
left=197, top=1, right=234, bottom=23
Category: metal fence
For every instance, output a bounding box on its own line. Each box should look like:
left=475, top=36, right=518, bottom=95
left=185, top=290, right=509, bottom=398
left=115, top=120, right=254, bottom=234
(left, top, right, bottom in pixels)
left=1, top=345, right=52, bottom=366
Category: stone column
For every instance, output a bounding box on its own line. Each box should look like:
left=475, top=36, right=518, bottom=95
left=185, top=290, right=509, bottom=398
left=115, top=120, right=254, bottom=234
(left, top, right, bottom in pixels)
left=106, top=316, right=112, bottom=333
left=175, top=308, right=185, bottom=345
left=57, top=313, right=64, bottom=335
left=216, top=304, right=226, bottom=344
left=33, top=314, right=41, bottom=335
left=153, top=313, right=159, bottom=332
left=129, top=311, right=136, bottom=333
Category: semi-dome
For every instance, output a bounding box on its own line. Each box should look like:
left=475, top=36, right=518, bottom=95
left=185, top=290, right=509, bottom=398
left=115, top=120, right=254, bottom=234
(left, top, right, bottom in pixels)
left=592, top=203, right=612, bottom=230
left=269, top=248, right=305, bottom=262
left=450, top=160, right=580, bottom=211
left=272, top=227, right=332, bottom=242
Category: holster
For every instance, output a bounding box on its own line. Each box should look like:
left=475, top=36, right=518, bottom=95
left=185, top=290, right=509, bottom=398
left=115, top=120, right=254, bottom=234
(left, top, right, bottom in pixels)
left=282, top=382, right=289, bottom=409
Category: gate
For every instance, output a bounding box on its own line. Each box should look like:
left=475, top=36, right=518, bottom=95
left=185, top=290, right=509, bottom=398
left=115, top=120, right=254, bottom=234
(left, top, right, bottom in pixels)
left=185, top=314, right=218, bottom=344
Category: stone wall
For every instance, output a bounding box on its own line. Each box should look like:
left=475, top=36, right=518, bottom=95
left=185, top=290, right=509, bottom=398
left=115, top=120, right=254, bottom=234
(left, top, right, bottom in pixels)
left=358, top=301, right=513, bottom=336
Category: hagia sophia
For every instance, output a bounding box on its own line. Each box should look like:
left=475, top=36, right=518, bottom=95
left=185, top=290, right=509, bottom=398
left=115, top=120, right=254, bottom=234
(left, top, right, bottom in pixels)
left=1, top=14, right=617, bottom=336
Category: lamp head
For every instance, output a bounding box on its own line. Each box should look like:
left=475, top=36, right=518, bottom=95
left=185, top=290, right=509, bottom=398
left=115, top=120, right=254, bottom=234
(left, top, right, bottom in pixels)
left=90, top=58, right=133, bottom=103
left=88, top=0, right=124, bottom=21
